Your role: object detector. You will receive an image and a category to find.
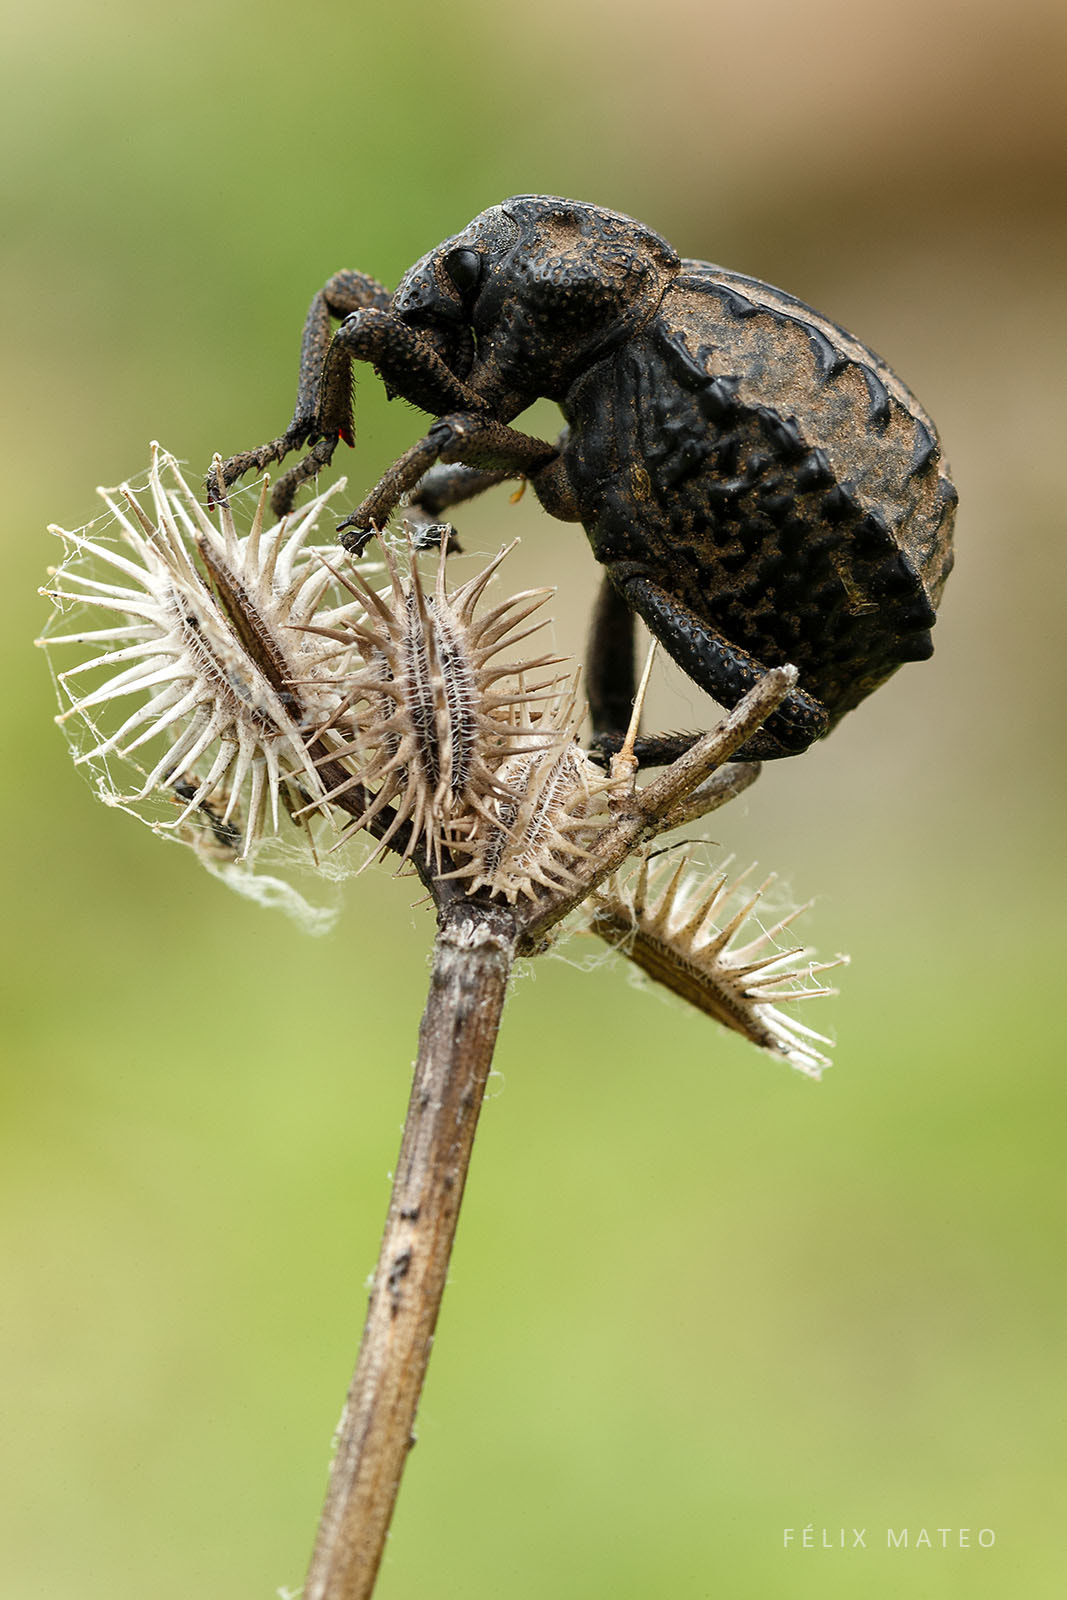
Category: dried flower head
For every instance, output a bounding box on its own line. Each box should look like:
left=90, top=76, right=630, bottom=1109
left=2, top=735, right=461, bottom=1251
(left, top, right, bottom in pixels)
left=37, top=443, right=365, bottom=868
left=446, top=685, right=621, bottom=902
left=587, top=853, right=847, bottom=1077
left=298, top=536, right=569, bottom=868
left=39, top=445, right=848, bottom=1070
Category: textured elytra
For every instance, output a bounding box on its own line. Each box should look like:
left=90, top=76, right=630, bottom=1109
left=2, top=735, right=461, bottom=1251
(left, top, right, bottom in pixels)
left=587, top=854, right=846, bottom=1077
left=563, top=268, right=955, bottom=724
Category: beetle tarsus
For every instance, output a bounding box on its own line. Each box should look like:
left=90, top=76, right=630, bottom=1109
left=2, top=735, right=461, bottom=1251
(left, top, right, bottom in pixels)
left=339, top=524, right=378, bottom=557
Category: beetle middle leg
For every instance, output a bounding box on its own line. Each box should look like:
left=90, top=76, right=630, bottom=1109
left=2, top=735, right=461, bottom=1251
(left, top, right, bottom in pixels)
left=400, top=422, right=581, bottom=535
left=593, top=572, right=830, bottom=763
left=395, top=465, right=513, bottom=553
left=587, top=576, right=638, bottom=742
left=406, top=464, right=514, bottom=519
left=337, top=412, right=562, bottom=541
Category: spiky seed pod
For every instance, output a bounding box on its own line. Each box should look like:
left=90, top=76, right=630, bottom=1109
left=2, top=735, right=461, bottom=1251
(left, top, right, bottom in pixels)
left=587, top=854, right=848, bottom=1077
left=299, top=537, right=568, bottom=868
left=445, top=684, right=621, bottom=903
left=38, top=443, right=366, bottom=863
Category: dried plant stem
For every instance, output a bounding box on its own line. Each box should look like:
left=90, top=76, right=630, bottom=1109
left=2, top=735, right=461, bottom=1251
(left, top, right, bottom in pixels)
left=302, top=665, right=797, bottom=1600
left=42, top=464, right=837, bottom=1599
left=303, top=896, right=520, bottom=1600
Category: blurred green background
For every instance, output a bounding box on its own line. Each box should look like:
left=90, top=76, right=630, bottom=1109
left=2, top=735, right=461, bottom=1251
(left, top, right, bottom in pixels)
left=3, top=0, right=1065, bottom=1595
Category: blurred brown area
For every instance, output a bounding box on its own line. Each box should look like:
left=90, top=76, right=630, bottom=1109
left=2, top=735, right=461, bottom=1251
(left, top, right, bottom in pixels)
left=519, top=0, right=1067, bottom=220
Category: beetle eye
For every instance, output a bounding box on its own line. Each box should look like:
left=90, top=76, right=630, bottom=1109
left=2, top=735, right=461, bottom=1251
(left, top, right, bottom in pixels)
left=443, top=247, right=483, bottom=298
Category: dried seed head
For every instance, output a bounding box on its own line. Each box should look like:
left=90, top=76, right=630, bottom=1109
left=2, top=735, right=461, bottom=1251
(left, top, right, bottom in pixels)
left=301, top=536, right=568, bottom=869
left=587, top=853, right=848, bottom=1077
left=447, top=685, right=622, bottom=902
left=37, top=443, right=366, bottom=867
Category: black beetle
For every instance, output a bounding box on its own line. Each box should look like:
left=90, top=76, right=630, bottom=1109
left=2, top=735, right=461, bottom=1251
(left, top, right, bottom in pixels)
left=217, top=195, right=956, bottom=763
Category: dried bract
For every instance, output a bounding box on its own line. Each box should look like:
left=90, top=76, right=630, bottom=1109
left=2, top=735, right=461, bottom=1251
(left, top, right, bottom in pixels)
left=587, top=854, right=847, bottom=1077
left=448, top=688, right=621, bottom=902
left=38, top=447, right=849, bottom=1070
left=300, top=538, right=567, bottom=868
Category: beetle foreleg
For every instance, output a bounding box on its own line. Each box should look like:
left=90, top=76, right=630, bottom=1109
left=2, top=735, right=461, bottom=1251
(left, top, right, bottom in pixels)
left=212, top=270, right=393, bottom=509
left=290, top=270, right=392, bottom=435
left=321, top=309, right=489, bottom=429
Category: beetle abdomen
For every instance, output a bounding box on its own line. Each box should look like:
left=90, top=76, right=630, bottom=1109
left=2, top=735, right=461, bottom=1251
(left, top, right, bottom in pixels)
left=563, top=264, right=956, bottom=725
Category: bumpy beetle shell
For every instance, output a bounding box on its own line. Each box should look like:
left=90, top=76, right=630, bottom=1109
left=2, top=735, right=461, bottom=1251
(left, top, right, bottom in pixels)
left=401, top=196, right=956, bottom=731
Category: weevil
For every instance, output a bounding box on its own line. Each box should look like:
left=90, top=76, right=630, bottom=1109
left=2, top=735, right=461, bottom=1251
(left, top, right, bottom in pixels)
left=216, top=196, right=956, bottom=763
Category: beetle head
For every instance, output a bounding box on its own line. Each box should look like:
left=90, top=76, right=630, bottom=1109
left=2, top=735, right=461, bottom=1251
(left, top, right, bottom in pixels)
left=393, top=197, right=679, bottom=413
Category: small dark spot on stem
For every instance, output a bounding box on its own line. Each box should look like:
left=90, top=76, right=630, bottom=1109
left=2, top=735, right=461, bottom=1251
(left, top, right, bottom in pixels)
left=388, top=1249, right=412, bottom=1316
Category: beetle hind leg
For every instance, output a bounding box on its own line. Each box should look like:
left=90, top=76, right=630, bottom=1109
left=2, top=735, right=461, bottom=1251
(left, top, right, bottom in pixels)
left=585, top=577, right=705, bottom=766
left=592, top=572, right=829, bottom=764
